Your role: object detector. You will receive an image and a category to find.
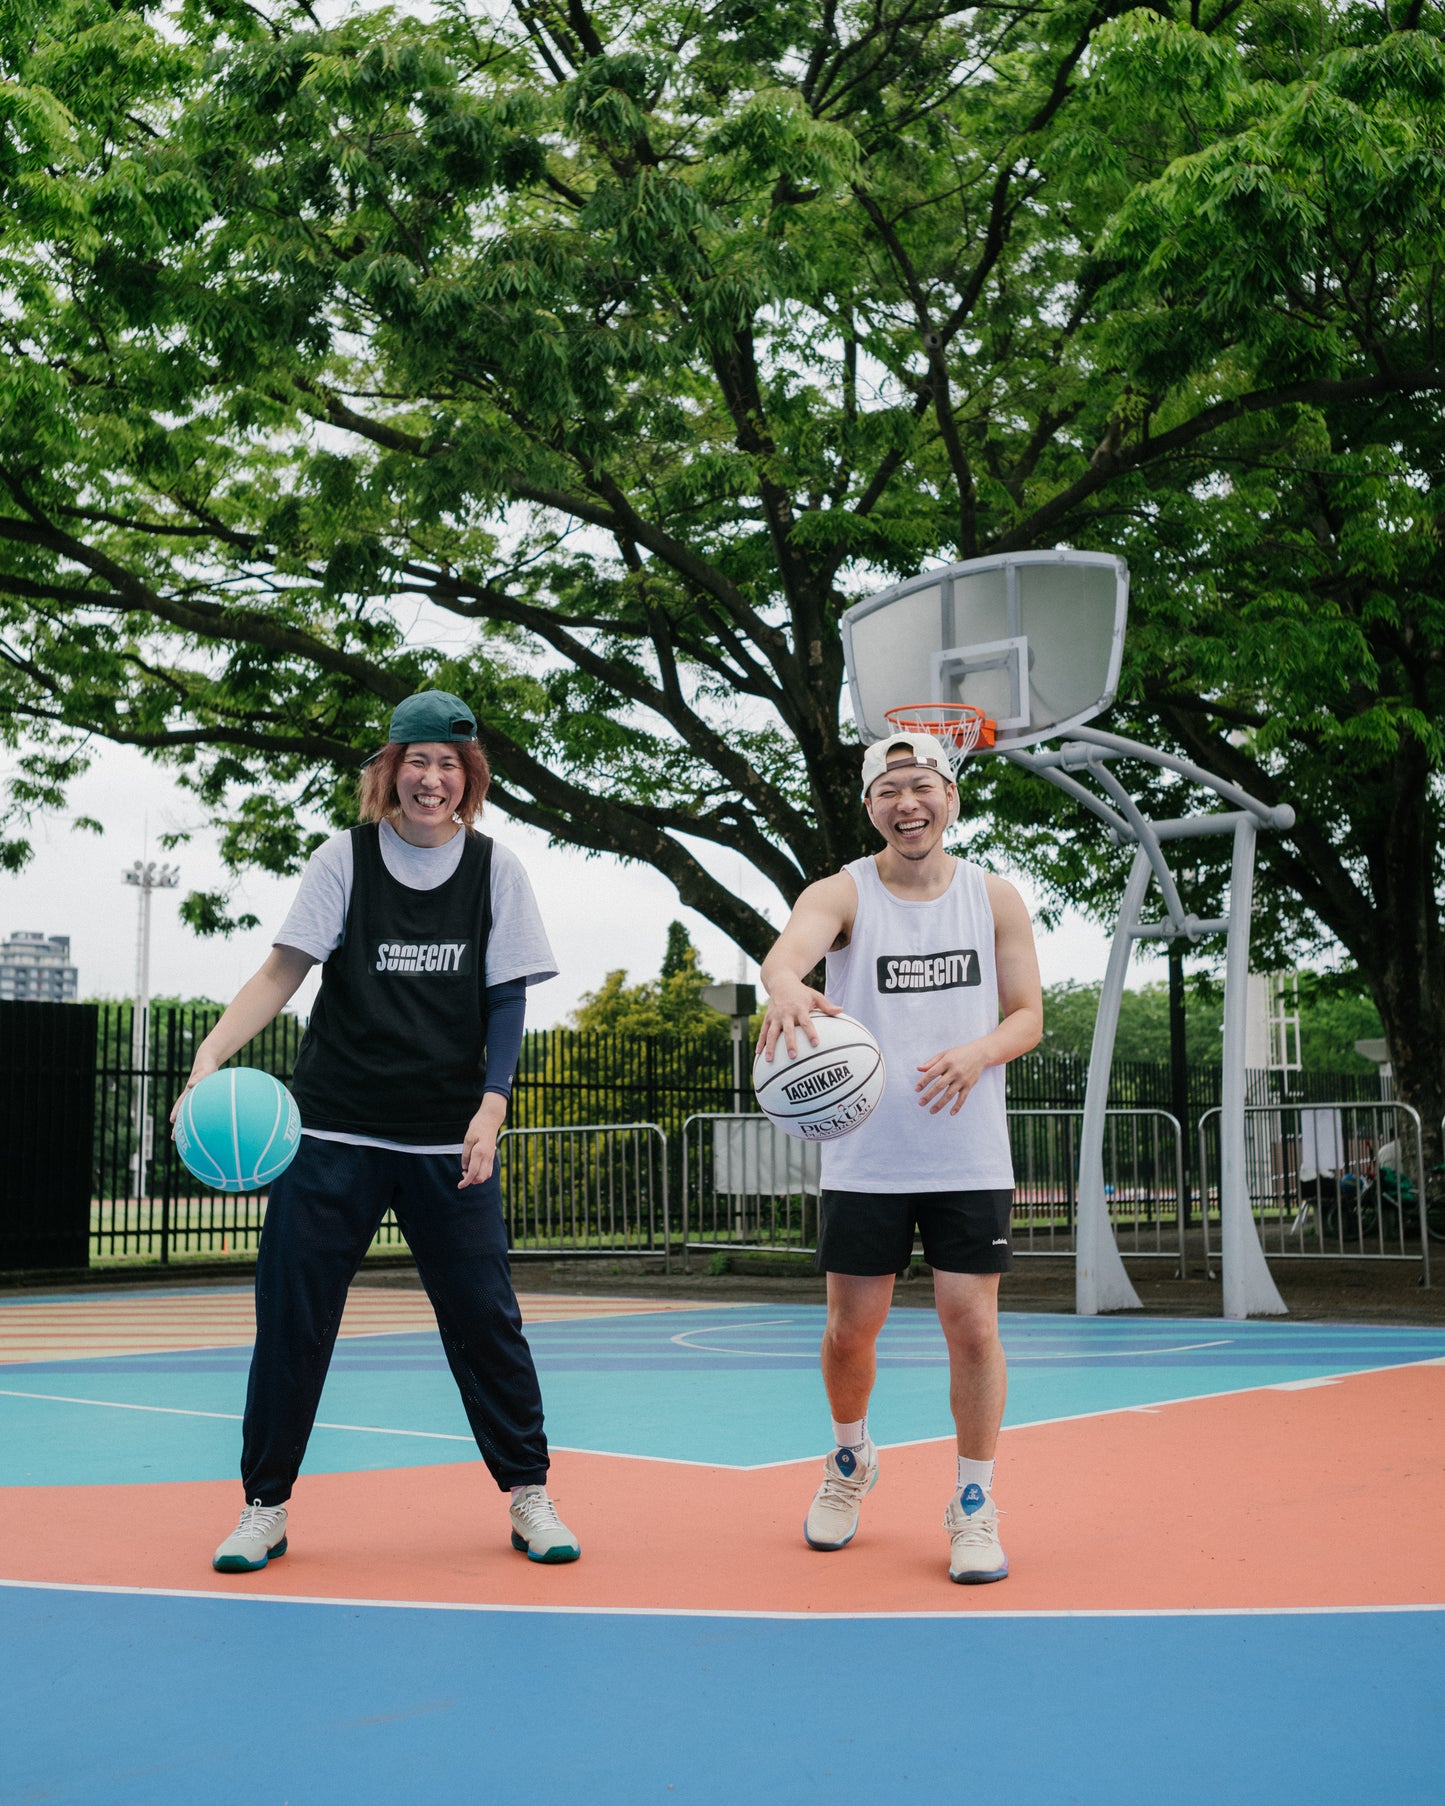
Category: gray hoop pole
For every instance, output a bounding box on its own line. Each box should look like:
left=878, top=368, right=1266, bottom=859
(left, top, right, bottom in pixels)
left=1220, top=815, right=1287, bottom=1317
left=1075, top=845, right=1150, bottom=1314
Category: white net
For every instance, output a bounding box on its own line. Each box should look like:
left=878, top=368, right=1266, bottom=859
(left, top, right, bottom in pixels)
left=883, top=704, right=988, bottom=776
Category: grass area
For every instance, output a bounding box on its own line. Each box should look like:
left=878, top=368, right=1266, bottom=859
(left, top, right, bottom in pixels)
left=82, top=1191, right=1200, bottom=1267
left=87, top=1197, right=679, bottom=1265
left=88, top=1197, right=408, bottom=1266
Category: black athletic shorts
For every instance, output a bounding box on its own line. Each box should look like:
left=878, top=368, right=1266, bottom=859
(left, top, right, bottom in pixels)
left=816, top=1188, right=1014, bottom=1276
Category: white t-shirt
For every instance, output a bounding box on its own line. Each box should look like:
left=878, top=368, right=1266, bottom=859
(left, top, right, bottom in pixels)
left=275, top=820, right=557, bottom=1154
left=274, top=819, right=558, bottom=988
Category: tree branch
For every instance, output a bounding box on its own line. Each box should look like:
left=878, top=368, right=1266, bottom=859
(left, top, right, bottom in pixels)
left=992, top=367, right=1445, bottom=553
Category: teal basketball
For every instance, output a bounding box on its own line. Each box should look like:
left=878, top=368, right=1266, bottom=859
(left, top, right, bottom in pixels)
left=175, top=1067, right=302, bottom=1192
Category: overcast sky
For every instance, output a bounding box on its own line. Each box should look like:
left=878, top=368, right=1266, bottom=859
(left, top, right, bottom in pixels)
left=1, top=741, right=1149, bottom=1024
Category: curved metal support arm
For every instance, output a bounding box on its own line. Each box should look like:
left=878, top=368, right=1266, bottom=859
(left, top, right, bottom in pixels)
left=1082, top=755, right=1188, bottom=928
left=1004, top=750, right=1191, bottom=937
left=999, top=750, right=1132, bottom=840
left=1005, top=735, right=1293, bottom=943
left=1059, top=728, right=1296, bottom=831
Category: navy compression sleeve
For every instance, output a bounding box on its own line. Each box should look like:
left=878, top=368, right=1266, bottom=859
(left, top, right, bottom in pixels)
left=482, top=977, right=527, bottom=1101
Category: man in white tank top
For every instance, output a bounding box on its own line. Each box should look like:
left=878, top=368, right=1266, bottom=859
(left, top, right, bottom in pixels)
left=759, top=733, right=1042, bottom=1583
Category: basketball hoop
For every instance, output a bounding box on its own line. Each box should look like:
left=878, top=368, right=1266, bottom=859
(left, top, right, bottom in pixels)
left=884, top=703, right=995, bottom=776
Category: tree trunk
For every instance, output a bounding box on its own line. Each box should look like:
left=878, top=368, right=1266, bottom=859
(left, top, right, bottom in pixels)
left=1369, top=732, right=1445, bottom=1182
left=1373, top=933, right=1445, bottom=1186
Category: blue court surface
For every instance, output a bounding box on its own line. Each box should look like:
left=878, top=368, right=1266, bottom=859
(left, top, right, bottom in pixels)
left=2, top=1289, right=1443, bottom=1803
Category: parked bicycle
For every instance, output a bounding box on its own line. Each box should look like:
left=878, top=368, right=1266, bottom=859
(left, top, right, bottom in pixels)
left=1374, top=1161, right=1445, bottom=1245
left=1295, top=1169, right=1381, bottom=1243
left=1296, top=1159, right=1445, bottom=1247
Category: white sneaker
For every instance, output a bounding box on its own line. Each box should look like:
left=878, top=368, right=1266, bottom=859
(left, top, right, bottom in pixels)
left=509, top=1486, right=581, bottom=1563
left=804, top=1445, right=879, bottom=1550
left=944, top=1484, right=1008, bottom=1584
left=213, top=1500, right=288, bottom=1573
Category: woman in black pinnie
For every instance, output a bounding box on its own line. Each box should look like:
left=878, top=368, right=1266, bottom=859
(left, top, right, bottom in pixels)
left=175, top=692, right=578, bottom=1572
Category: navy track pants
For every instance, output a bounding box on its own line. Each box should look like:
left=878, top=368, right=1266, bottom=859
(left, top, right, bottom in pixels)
left=241, top=1136, right=549, bottom=1505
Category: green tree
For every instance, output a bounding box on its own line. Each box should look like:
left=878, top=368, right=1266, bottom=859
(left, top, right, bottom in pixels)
left=571, top=920, right=720, bottom=1035
left=1038, top=979, right=1224, bottom=1067
left=659, top=920, right=691, bottom=983
left=1295, top=974, right=1386, bottom=1073
left=1039, top=972, right=1385, bottom=1075
left=0, top=2, right=1441, bottom=1154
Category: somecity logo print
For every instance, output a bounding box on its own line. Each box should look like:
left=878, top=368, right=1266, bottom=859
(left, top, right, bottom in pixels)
left=876, top=949, right=979, bottom=993
left=374, top=941, right=471, bottom=974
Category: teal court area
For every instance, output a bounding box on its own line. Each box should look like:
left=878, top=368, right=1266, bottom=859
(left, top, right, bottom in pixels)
left=6, top=1302, right=1445, bottom=1481
left=3, top=1288, right=1444, bottom=1803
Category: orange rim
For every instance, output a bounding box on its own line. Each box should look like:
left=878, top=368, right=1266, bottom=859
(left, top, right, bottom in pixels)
left=883, top=703, right=995, bottom=752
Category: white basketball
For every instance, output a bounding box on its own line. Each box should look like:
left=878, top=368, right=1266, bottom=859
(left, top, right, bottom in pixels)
left=752, top=1010, right=886, bottom=1141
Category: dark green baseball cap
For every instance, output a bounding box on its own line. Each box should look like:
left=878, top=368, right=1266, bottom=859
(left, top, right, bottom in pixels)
left=361, top=691, right=477, bottom=765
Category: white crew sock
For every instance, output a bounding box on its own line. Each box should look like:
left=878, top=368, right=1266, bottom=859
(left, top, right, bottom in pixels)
left=832, top=1417, right=872, bottom=1456
left=957, top=1455, right=995, bottom=1497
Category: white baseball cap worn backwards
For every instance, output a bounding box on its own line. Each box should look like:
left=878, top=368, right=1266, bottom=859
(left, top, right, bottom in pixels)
left=860, top=732, right=955, bottom=799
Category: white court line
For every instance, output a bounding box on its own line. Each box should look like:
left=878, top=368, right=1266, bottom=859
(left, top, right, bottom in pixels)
left=0, top=1303, right=717, bottom=1370
left=3, top=1576, right=1443, bottom=1623
left=0, top=1389, right=748, bottom=1467
left=734, top=1349, right=1445, bottom=1471
left=5, top=1353, right=1442, bottom=1473
left=0, top=1390, right=246, bottom=1422
left=0, top=1389, right=474, bottom=1442
left=670, top=1322, right=1237, bottom=1361
left=0, top=1389, right=777, bottom=1471
left=0, top=1387, right=744, bottom=1464
left=1010, top=1339, right=1236, bottom=1362
left=670, top=1318, right=796, bottom=1350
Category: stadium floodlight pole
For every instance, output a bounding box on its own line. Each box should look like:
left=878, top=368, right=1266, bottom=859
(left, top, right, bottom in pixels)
left=122, top=859, right=180, bottom=1200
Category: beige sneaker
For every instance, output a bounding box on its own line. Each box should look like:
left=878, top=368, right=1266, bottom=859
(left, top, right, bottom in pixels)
left=213, top=1500, right=288, bottom=1573
left=804, top=1445, right=879, bottom=1550
left=944, top=1484, right=1007, bottom=1584
left=509, top=1486, right=581, bottom=1563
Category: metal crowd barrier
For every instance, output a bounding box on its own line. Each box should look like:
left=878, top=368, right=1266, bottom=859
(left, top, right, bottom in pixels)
left=680, top=1107, right=1187, bottom=1271
left=498, top=1122, right=671, bottom=1271
left=680, top=1113, right=822, bottom=1257
left=1197, top=1100, right=1431, bottom=1285
left=1009, top=1108, right=1186, bottom=1267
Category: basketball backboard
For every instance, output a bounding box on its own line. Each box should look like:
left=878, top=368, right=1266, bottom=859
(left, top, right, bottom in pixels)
left=839, top=550, right=1128, bottom=751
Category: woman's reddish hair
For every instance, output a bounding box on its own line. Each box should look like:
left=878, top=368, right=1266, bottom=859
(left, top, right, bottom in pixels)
left=357, top=739, right=491, bottom=829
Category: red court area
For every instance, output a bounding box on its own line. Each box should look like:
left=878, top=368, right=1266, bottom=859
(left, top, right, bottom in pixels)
left=7, top=1363, right=1444, bottom=1615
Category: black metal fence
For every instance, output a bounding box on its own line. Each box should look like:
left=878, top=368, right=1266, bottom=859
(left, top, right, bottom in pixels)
left=1006, top=1051, right=1380, bottom=1117
left=89, top=1003, right=307, bottom=1264
left=77, top=1005, right=738, bottom=1266
left=509, top=1025, right=737, bottom=1135
left=0, top=998, right=1386, bottom=1270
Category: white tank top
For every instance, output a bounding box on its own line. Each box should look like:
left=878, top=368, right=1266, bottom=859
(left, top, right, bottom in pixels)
left=821, top=856, right=1014, bottom=1193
